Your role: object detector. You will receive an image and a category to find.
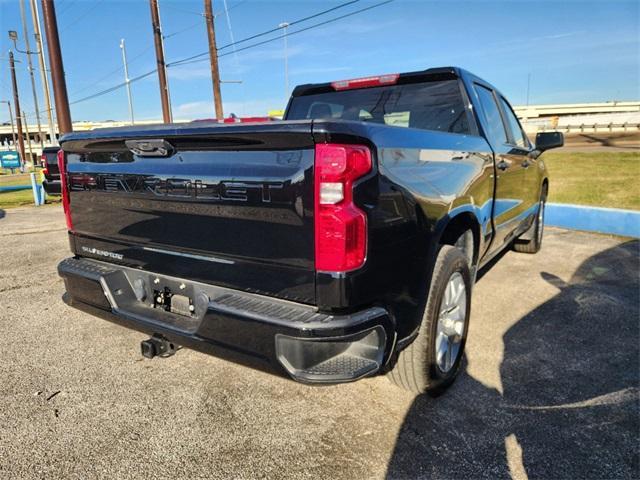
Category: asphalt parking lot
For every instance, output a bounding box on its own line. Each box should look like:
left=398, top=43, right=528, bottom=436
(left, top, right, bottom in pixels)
left=0, top=205, right=638, bottom=479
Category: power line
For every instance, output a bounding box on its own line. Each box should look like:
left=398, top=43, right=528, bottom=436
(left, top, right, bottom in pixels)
left=59, top=0, right=106, bottom=33
left=171, top=0, right=393, bottom=67
left=168, top=0, right=361, bottom=67
left=67, top=21, right=200, bottom=100
left=219, top=0, right=360, bottom=51
left=64, top=0, right=394, bottom=108
left=69, top=69, right=157, bottom=106
left=160, top=3, right=203, bottom=17
left=56, top=0, right=77, bottom=17
left=163, top=20, right=203, bottom=40
left=162, top=0, right=248, bottom=17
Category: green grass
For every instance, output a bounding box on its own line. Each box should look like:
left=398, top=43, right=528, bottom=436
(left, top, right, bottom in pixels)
left=0, top=170, right=59, bottom=209
left=0, top=189, right=38, bottom=208
left=0, top=173, right=34, bottom=187
left=1, top=152, right=638, bottom=210
left=1, top=166, right=41, bottom=176
left=543, top=151, right=640, bottom=210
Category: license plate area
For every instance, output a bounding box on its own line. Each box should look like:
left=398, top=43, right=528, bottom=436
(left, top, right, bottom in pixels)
left=153, top=287, right=194, bottom=317
left=100, top=269, right=209, bottom=333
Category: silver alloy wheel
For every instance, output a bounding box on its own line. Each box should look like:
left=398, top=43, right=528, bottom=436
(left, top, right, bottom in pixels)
left=537, top=200, right=545, bottom=244
left=435, top=271, right=467, bottom=373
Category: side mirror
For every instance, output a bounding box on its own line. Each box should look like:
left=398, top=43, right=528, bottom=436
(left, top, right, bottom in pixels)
left=535, top=131, right=564, bottom=152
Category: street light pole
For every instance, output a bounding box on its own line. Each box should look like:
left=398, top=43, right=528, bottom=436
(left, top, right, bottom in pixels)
left=18, top=0, right=44, bottom=149
left=29, top=0, right=57, bottom=145
left=0, top=101, right=17, bottom=150
left=120, top=38, right=135, bottom=125
left=278, top=22, right=290, bottom=103
left=22, top=110, right=34, bottom=165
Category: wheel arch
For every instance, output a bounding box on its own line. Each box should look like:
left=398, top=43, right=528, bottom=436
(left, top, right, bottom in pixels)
left=436, top=210, right=482, bottom=267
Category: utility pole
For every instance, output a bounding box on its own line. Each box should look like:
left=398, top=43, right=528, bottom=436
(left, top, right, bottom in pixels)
left=526, top=73, right=531, bottom=107
left=16, top=0, right=44, bottom=149
left=0, top=101, right=17, bottom=150
left=278, top=22, right=290, bottom=103
left=149, top=0, right=172, bottom=123
left=22, top=110, right=35, bottom=165
left=120, top=39, right=135, bottom=125
left=8, top=52, right=27, bottom=169
left=204, top=0, right=223, bottom=120
left=40, top=0, right=72, bottom=135
left=29, top=0, right=57, bottom=145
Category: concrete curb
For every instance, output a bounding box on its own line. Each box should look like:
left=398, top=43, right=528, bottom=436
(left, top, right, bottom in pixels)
left=0, top=185, right=31, bottom=193
left=546, top=203, right=640, bottom=238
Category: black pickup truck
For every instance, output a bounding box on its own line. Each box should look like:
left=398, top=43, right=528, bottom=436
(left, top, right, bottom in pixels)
left=40, top=145, right=61, bottom=194
left=57, top=67, right=563, bottom=393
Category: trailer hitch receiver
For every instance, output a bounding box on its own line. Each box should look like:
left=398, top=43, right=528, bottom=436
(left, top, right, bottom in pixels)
left=141, top=334, right=178, bottom=359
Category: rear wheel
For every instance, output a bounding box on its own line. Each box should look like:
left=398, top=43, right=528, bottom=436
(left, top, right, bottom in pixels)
left=388, top=245, right=472, bottom=394
left=513, top=187, right=547, bottom=254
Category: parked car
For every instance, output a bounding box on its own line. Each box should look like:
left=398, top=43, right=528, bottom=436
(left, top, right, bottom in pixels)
left=40, top=145, right=61, bottom=195
left=56, top=67, right=563, bottom=393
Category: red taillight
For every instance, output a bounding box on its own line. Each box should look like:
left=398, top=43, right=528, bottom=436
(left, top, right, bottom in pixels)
left=331, top=73, right=399, bottom=91
left=57, top=149, right=73, bottom=231
left=314, top=143, right=371, bottom=272
left=41, top=154, right=48, bottom=175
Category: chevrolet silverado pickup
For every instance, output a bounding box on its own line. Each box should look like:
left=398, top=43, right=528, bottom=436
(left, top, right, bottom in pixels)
left=57, top=67, right=563, bottom=393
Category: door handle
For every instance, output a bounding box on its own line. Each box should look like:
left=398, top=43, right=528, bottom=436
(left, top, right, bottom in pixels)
left=497, top=160, right=509, bottom=171
left=522, top=159, right=530, bottom=168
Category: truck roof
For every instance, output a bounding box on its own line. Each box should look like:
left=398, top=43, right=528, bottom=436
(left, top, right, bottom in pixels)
left=291, top=66, right=463, bottom=97
left=290, top=66, right=499, bottom=99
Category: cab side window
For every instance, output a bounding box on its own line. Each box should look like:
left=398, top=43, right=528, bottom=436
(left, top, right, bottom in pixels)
left=474, top=84, right=507, bottom=145
left=499, top=97, right=529, bottom=148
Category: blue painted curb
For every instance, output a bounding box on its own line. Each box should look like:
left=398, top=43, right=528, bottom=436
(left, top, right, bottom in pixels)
left=0, top=185, right=32, bottom=192
left=546, top=203, right=640, bottom=238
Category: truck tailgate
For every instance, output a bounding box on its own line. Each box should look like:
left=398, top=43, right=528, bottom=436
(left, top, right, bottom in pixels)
left=61, top=122, right=316, bottom=304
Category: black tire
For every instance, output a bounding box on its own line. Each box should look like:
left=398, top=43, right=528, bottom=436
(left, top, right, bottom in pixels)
left=388, top=245, right=472, bottom=395
left=513, top=187, right=547, bottom=254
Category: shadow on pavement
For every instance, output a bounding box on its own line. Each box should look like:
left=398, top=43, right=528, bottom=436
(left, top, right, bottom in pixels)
left=0, top=209, right=5, bottom=220
left=386, top=240, right=640, bottom=479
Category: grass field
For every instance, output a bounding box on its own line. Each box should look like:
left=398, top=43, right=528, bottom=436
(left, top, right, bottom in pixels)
left=0, top=171, right=60, bottom=209
left=543, top=151, right=640, bottom=210
left=0, top=151, right=638, bottom=210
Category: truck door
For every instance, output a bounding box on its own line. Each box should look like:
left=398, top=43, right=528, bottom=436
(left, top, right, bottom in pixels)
left=473, top=84, right=530, bottom=253
left=497, top=95, right=539, bottom=225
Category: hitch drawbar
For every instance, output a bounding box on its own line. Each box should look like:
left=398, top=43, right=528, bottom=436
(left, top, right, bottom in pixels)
left=141, top=334, right=179, bottom=359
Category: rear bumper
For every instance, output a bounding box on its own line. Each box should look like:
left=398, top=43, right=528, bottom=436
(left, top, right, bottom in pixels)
left=58, top=257, right=396, bottom=384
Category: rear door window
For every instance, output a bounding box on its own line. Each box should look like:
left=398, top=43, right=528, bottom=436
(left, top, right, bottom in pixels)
left=499, top=97, right=529, bottom=148
left=473, top=84, right=507, bottom=145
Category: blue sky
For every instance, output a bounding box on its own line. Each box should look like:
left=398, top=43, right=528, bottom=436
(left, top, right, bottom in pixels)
left=1, top=0, right=638, bottom=123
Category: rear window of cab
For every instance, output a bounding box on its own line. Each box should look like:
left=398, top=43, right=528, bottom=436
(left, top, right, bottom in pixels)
left=287, top=79, right=471, bottom=134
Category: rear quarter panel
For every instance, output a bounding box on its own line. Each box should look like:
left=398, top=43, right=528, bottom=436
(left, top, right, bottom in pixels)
left=312, top=121, right=494, bottom=341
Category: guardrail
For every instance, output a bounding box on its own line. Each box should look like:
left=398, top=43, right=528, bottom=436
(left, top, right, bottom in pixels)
left=524, top=122, right=640, bottom=134
left=542, top=122, right=640, bottom=133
